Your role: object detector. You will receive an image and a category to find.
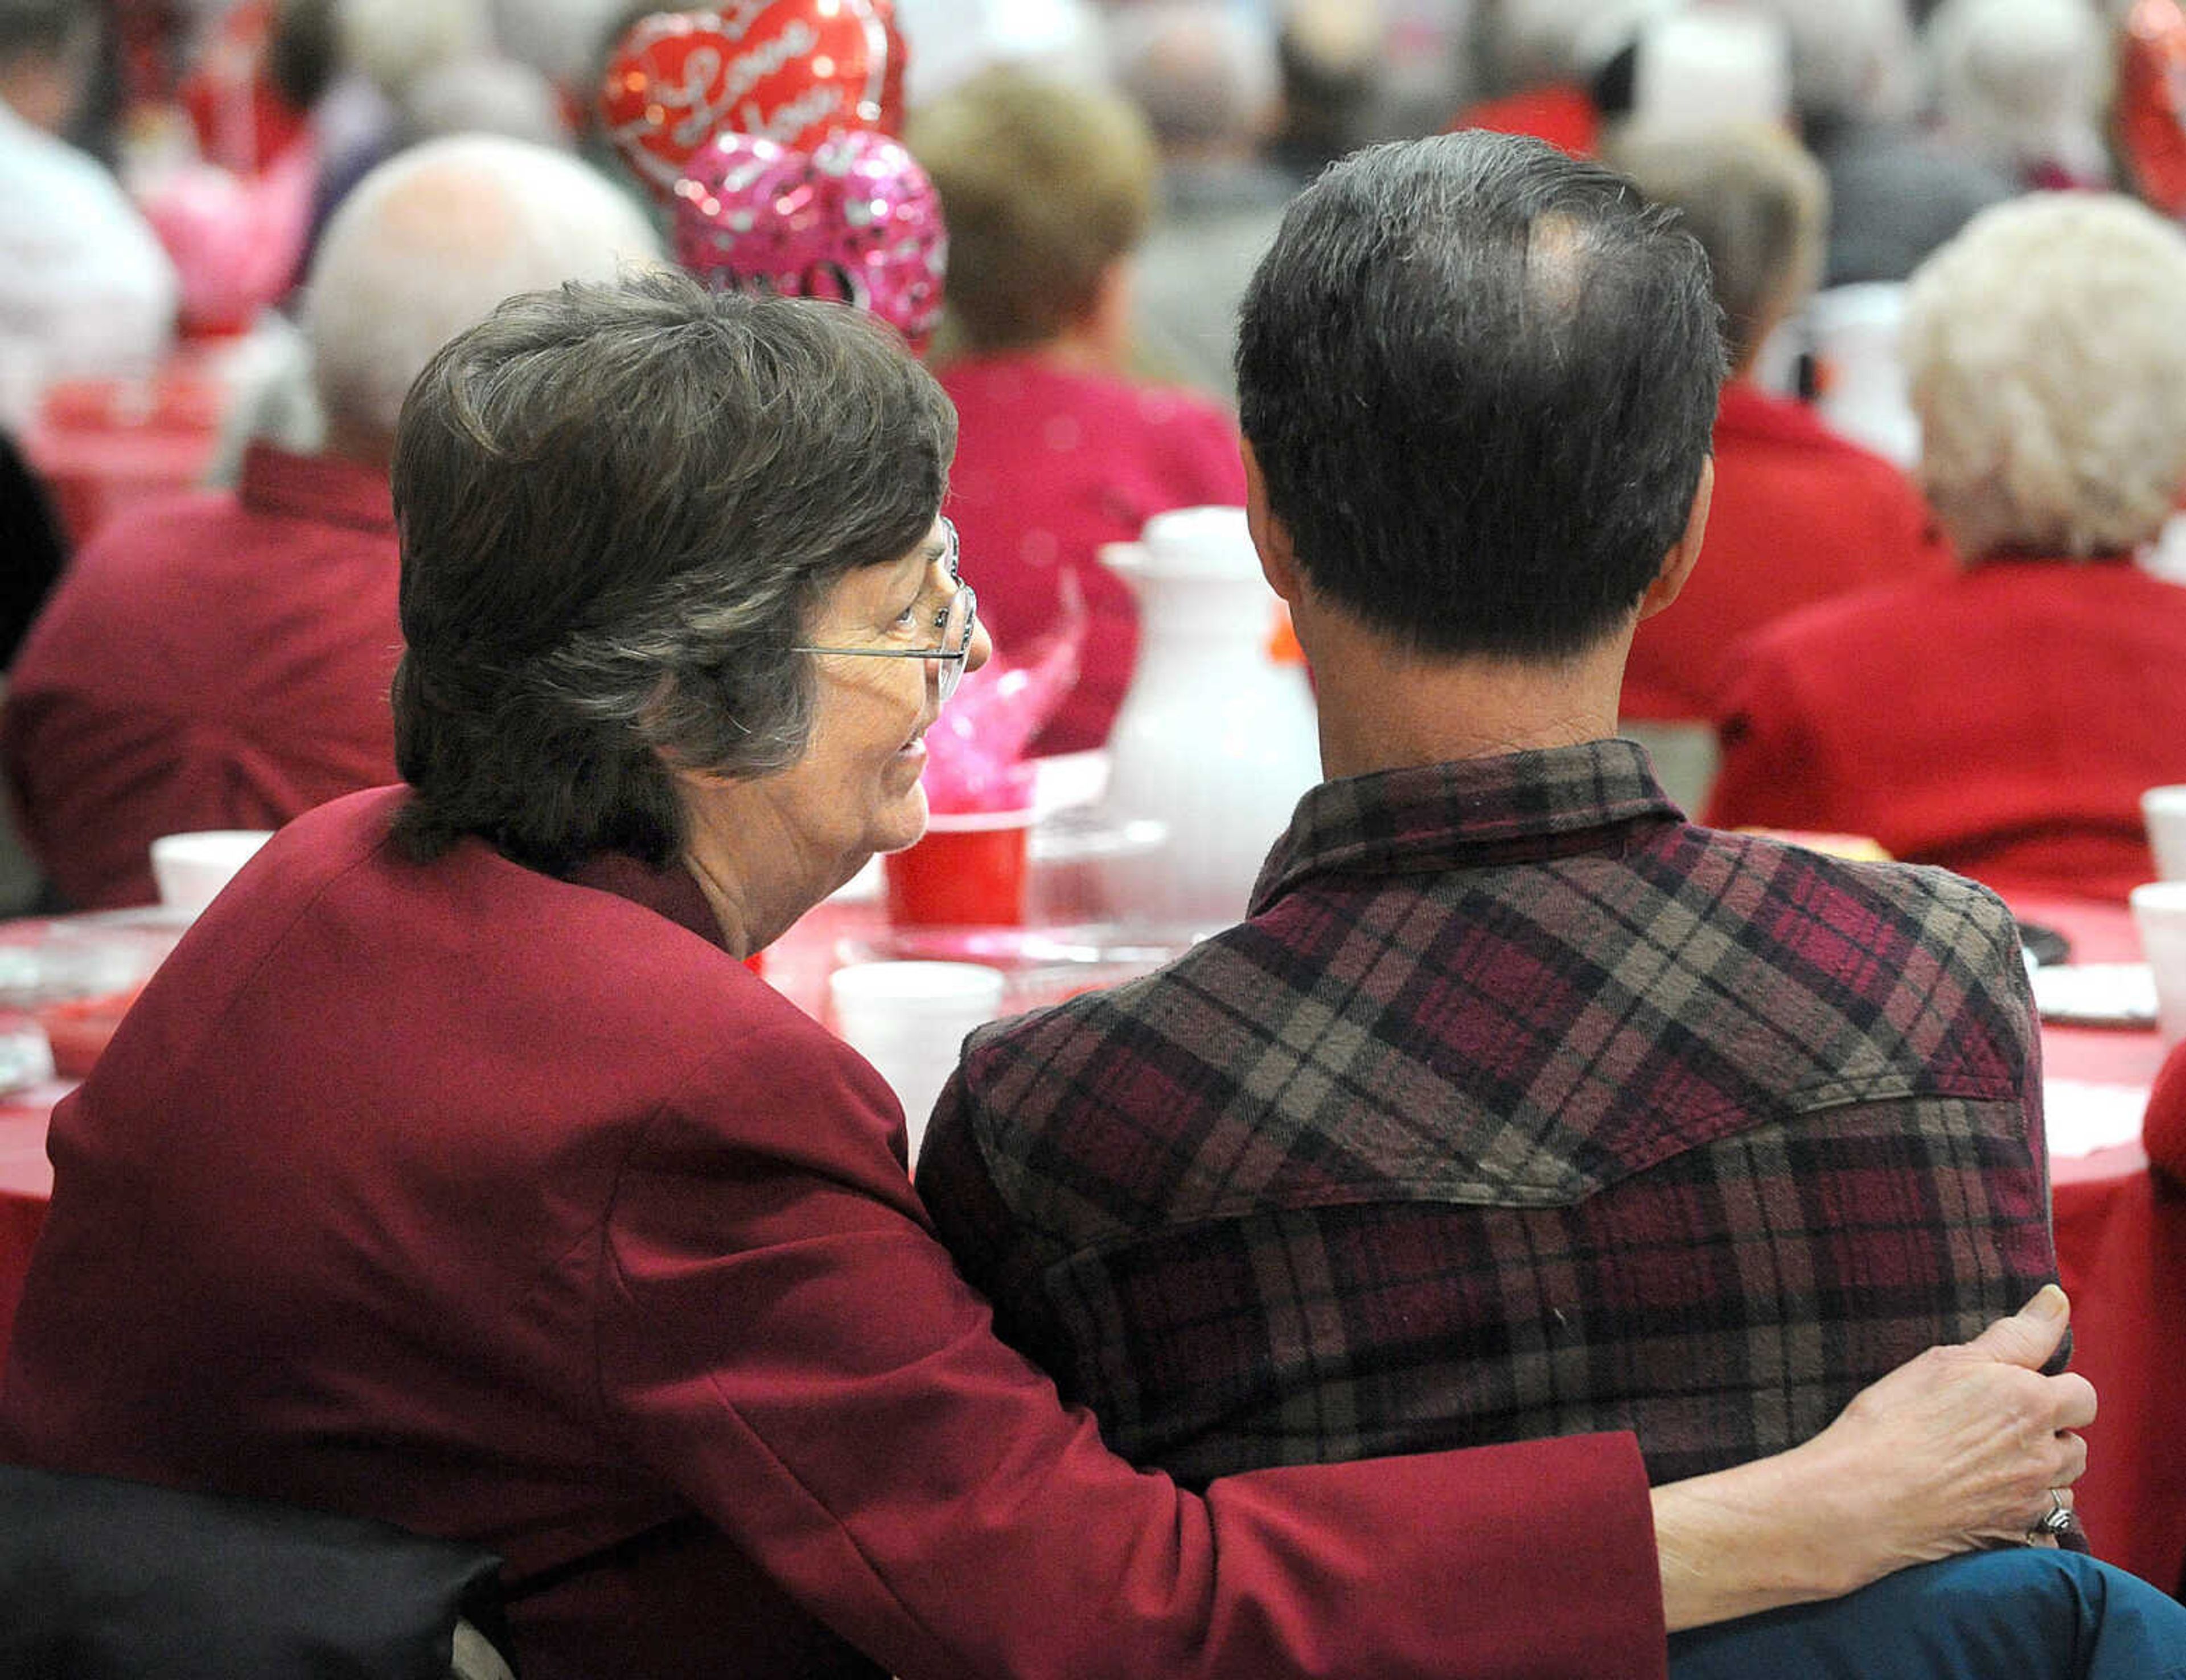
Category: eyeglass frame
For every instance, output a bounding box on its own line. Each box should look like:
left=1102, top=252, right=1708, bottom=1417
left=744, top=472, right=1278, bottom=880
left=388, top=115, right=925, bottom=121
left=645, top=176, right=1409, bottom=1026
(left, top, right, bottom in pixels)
left=789, top=517, right=977, bottom=703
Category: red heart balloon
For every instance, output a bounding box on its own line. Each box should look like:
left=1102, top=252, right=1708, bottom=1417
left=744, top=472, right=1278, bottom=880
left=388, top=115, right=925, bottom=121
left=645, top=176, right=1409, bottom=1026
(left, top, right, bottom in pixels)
left=599, top=3, right=892, bottom=200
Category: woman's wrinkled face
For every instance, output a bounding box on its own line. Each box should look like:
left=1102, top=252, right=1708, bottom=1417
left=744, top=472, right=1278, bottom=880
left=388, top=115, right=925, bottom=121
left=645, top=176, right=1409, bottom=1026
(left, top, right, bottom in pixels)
left=771, top=516, right=991, bottom=876
left=671, top=516, right=992, bottom=954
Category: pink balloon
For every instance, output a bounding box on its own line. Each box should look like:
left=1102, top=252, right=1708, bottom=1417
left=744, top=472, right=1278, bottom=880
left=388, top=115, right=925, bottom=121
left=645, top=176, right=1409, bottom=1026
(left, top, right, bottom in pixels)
left=671, top=127, right=947, bottom=348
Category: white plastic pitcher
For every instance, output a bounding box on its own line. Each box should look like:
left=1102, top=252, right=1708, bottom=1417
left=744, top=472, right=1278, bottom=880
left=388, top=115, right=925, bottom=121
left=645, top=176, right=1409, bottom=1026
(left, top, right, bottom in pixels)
left=1095, top=507, right=1321, bottom=937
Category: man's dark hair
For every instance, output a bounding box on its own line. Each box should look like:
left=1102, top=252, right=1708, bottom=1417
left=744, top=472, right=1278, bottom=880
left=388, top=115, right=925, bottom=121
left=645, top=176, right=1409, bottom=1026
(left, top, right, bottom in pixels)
left=1236, top=129, right=1725, bottom=659
left=390, top=270, right=955, bottom=876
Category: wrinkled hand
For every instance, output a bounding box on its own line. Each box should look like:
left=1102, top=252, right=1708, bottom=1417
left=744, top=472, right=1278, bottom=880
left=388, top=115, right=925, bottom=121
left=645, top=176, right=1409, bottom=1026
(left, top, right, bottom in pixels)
left=1798, top=1285, right=2094, bottom=1587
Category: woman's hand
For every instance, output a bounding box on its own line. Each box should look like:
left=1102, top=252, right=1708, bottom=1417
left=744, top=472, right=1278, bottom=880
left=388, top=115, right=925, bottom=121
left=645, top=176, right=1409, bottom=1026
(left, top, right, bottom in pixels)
left=1651, top=1286, right=2095, bottom=1632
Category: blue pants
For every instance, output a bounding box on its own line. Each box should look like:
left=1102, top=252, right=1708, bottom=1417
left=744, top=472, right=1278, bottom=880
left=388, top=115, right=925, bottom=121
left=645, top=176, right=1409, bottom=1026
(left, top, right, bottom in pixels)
left=1670, top=1550, right=2186, bottom=1678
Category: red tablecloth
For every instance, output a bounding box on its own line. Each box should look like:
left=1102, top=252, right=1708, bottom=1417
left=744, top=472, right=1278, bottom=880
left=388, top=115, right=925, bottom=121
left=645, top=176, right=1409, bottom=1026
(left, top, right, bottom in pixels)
left=0, top=892, right=2179, bottom=1596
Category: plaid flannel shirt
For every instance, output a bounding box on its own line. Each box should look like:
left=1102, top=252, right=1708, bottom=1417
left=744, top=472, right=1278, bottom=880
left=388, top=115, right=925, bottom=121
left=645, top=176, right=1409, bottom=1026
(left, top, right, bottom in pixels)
left=917, top=739, right=2057, bottom=1487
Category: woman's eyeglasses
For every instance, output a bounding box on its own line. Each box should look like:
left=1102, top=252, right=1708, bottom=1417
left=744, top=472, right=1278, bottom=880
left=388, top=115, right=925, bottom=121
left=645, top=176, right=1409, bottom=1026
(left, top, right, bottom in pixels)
left=792, top=520, right=978, bottom=704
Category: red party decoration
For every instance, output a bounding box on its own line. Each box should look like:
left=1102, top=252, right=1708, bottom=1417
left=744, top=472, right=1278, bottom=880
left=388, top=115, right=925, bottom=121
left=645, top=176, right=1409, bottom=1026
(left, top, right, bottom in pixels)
left=872, top=0, right=907, bottom=137
left=599, top=2, right=893, bottom=200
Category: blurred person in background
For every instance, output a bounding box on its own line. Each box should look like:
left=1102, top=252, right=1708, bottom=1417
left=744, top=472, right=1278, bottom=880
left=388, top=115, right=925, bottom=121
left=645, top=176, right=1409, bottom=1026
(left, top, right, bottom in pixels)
left=1448, top=0, right=1642, bottom=155
left=1, top=132, right=660, bottom=909
left=1265, top=0, right=1384, bottom=178
left=165, top=0, right=330, bottom=178
left=397, top=49, right=569, bottom=149
left=909, top=63, right=1245, bottom=756
left=1614, top=123, right=1951, bottom=746
left=484, top=0, right=628, bottom=114
left=1926, top=0, right=2114, bottom=188
left=200, top=1, right=585, bottom=485
left=301, top=0, right=492, bottom=254
left=1759, top=0, right=2013, bottom=285
left=1708, top=193, right=2186, bottom=901
left=891, top=0, right=1106, bottom=110
left=1361, top=0, right=1476, bottom=143
left=1588, top=3, right=1794, bottom=147
left=0, top=0, right=179, bottom=429
left=1109, top=0, right=1292, bottom=405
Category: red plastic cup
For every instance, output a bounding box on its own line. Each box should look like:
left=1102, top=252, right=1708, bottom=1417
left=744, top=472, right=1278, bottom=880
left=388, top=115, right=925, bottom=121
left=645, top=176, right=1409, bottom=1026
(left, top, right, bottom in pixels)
left=884, top=808, right=1037, bottom=927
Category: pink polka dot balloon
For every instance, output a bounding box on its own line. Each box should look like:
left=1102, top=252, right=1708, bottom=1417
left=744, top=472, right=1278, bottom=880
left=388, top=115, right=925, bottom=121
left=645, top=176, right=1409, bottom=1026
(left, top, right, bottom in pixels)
left=671, top=127, right=947, bottom=349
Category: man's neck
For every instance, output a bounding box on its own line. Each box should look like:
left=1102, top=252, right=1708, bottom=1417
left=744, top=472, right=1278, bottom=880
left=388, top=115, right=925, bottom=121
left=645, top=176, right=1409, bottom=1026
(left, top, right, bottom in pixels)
left=1303, top=604, right=1633, bottom=780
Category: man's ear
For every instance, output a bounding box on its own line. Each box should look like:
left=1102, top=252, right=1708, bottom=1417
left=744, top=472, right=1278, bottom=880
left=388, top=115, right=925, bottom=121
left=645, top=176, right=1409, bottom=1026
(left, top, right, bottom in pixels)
left=1243, top=439, right=1304, bottom=603
left=1638, top=455, right=1714, bottom=621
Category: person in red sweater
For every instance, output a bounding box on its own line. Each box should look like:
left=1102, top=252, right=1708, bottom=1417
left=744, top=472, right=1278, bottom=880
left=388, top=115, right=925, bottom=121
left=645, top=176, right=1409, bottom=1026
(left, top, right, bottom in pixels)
left=907, top=65, right=1247, bottom=756
left=1708, top=192, right=2186, bottom=901
left=1614, top=122, right=1951, bottom=730
left=1, top=133, right=659, bottom=908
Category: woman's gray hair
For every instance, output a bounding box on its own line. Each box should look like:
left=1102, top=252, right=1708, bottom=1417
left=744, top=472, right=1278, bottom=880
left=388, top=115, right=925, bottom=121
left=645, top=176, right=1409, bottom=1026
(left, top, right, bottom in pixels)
left=1905, top=192, right=2186, bottom=560
left=391, top=271, right=958, bottom=875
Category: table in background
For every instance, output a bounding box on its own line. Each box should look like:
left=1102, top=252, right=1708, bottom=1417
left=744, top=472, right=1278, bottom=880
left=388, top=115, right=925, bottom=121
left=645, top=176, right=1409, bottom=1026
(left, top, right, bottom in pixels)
left=0, top=891, right=2179, bottom=1596
left=2015, top=895, right=2186, bottom=1597
left=18, top=357, right=232, bottom=547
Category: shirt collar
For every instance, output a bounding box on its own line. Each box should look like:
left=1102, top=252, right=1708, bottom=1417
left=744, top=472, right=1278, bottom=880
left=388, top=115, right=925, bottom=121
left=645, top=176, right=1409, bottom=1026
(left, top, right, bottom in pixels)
left=1248, top=738, right=1681, bottom=916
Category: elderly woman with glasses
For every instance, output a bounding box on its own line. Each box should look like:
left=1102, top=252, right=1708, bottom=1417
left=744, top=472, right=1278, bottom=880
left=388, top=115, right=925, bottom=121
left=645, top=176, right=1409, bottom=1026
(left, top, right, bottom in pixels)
left=0, top=269, right=2102, bottom=1680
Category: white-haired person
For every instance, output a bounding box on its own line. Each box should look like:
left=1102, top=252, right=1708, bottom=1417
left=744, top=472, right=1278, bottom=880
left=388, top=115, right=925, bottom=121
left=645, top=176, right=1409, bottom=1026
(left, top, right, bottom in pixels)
left=1614, top=122, right=1951, bottom=731
left=1708, top=192, right=2186, bottom=903
left=1925, top=0, right=2114, bottom=189
left=1755, top=0, right=2013, bottom=283
left=1, top=133, right=660, bottom=909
